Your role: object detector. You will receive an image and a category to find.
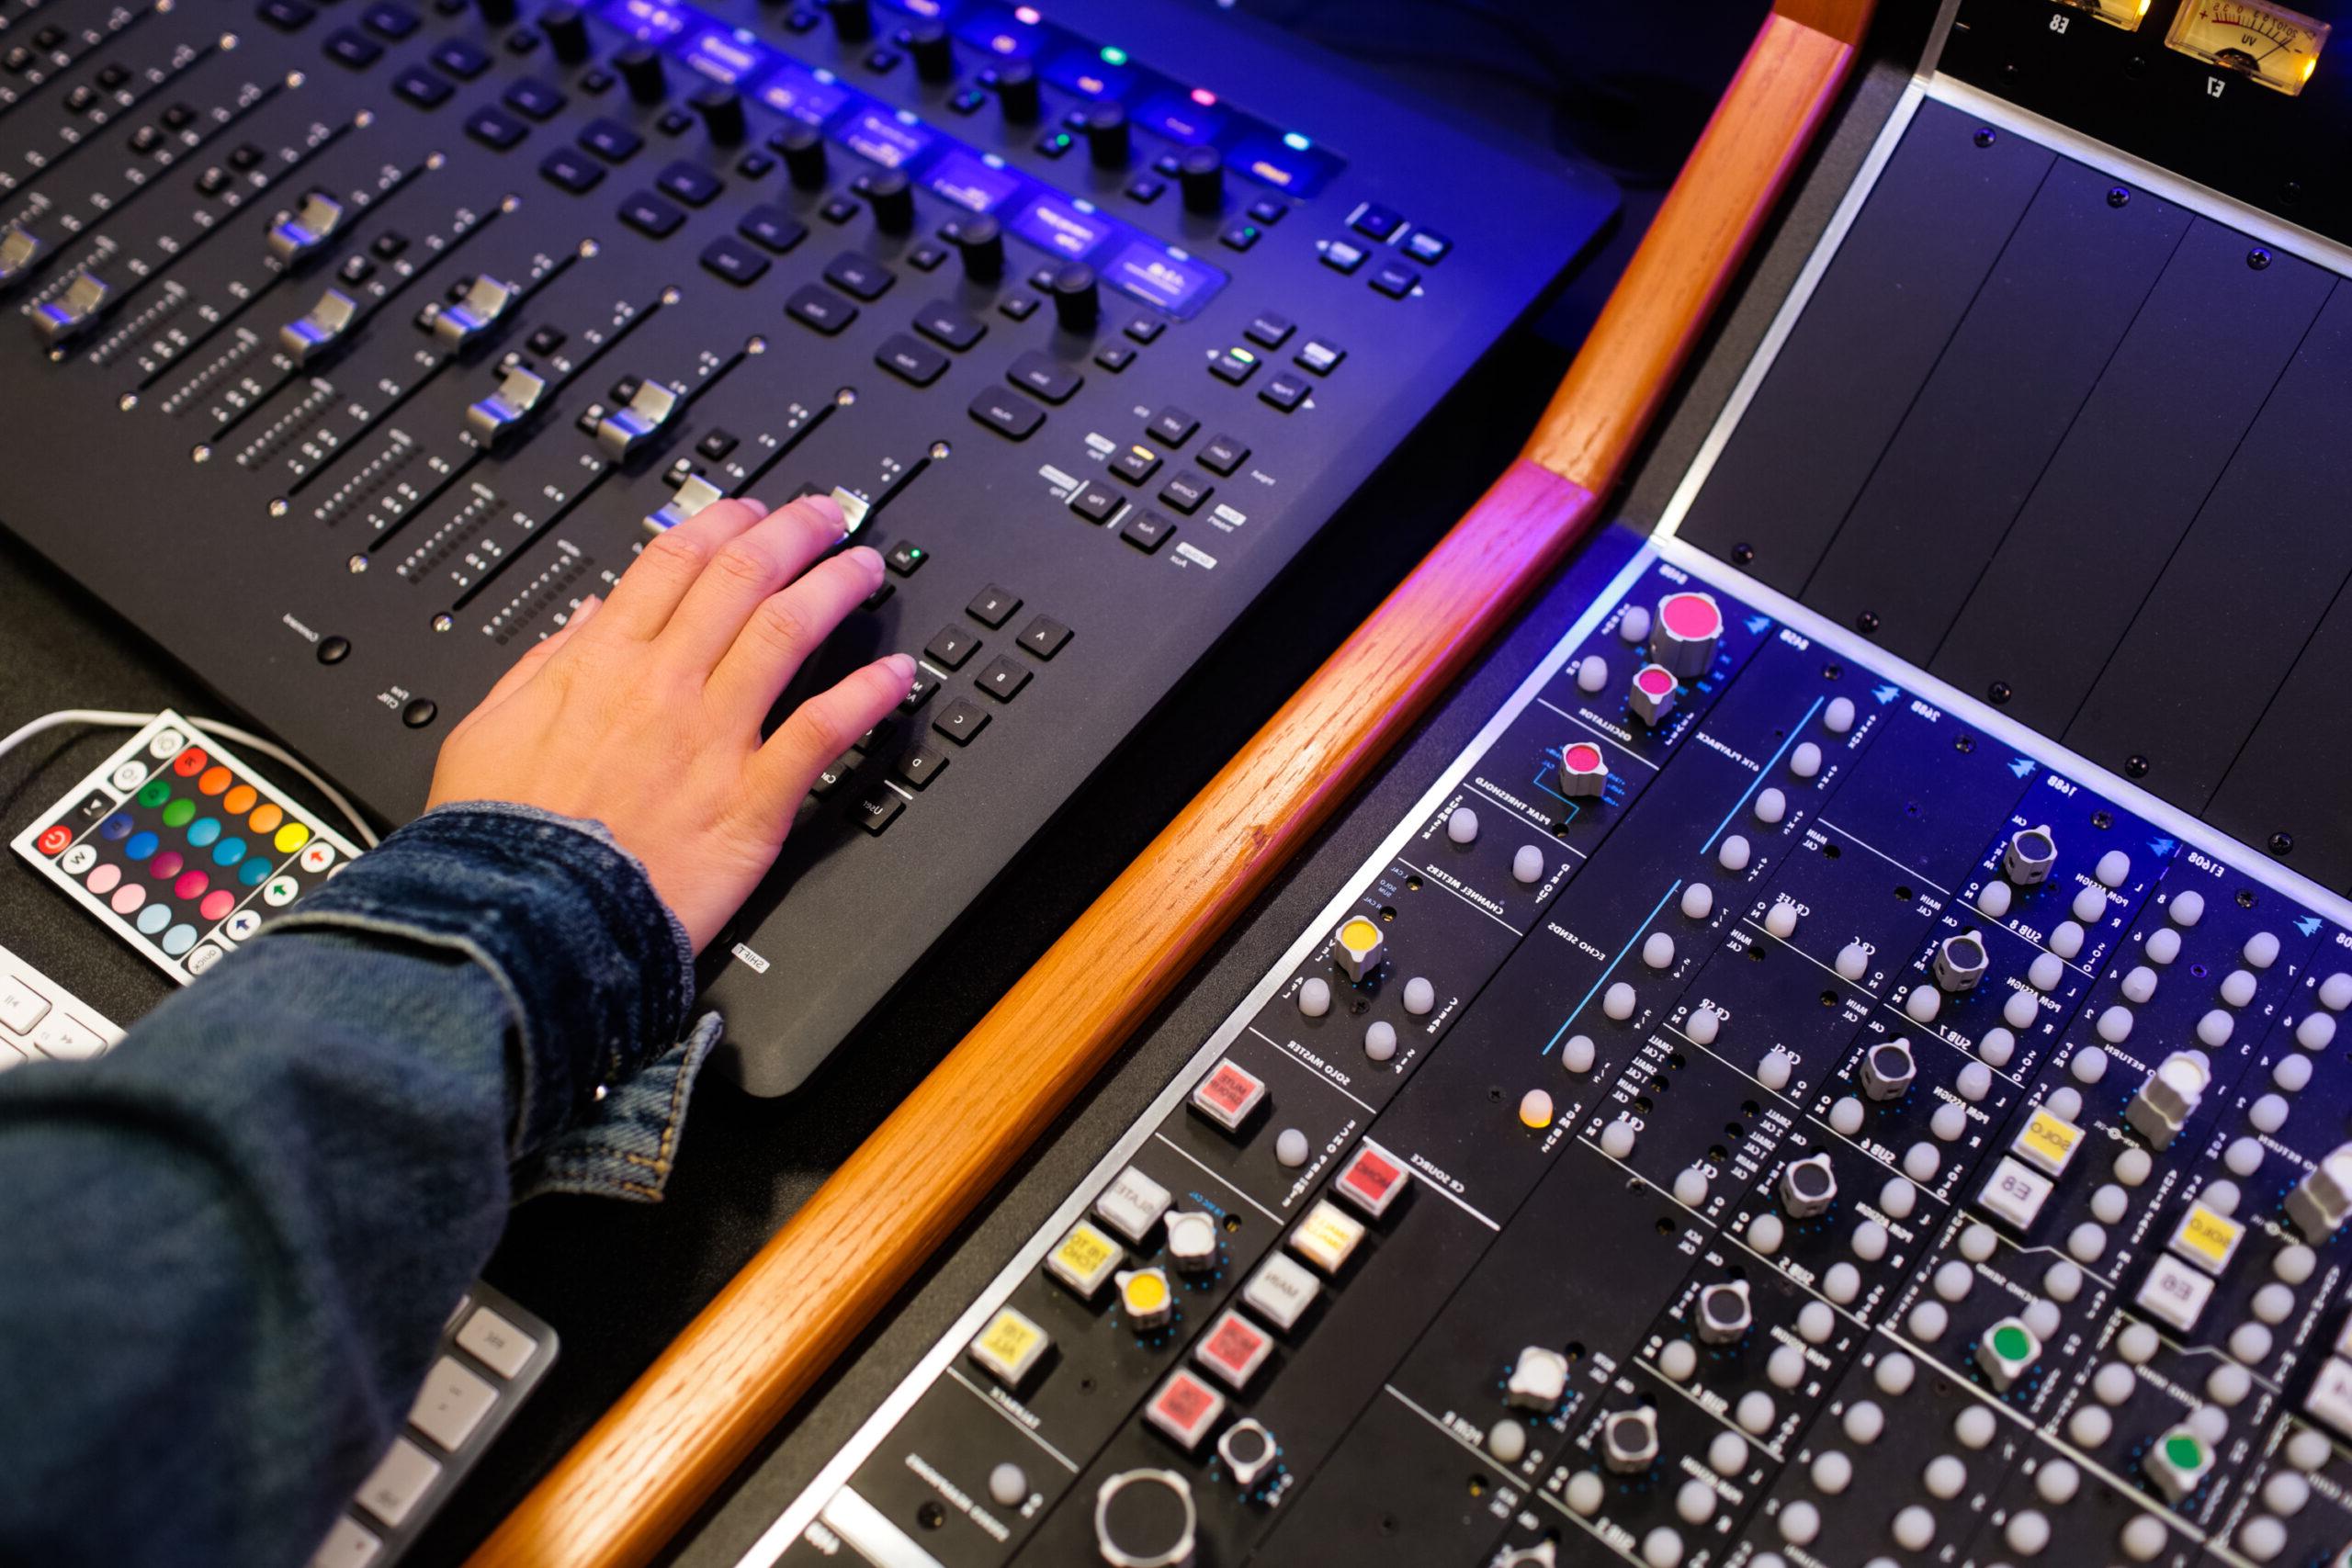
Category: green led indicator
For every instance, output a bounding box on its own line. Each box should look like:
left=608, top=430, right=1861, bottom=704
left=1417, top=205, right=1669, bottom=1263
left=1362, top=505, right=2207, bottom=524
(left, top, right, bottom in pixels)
left=1100, top=45, right=1128, bottom=66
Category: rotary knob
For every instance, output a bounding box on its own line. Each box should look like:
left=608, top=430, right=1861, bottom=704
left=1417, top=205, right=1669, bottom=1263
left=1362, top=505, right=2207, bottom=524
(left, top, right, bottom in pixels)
left=1557, top=739, right=1608, bottom=798
left=1083, top=100, right=1131, bottom=168
left=691, top=84, right=747, bottom=145
left=1860, top=1039, right=1916, bottom=1100
left=1780, top=1153, right=1837, bottom=1218
left=1094, top=1469, right=1196, bottom=1568
left=823, top=0, right=874, bottom=43
left=775, top=124, right=828, bottom=188
left=1601, top=1407, right=1660, bottom=1473
left=946, top=214, right=1005, bottom=281
left=2003, top=825, right=2057, bottom=886
left=1696, top=1280, right=1752, bottom=1344
left=1933, top=932, right=1988, bottom=992
left=864, top=168, right=915, bottom=233
left=1649, top=592, right=1723, bottom=678
left=1628, top=664, right=1679, bottom=727
left=908, top=20, right=956, bottom=83
left=540, top=4, right=591, bottom=62
left=1050, top=262, right=1100, bottom=331
left=996, top=60, right=1042, bottom=123
left=1178, top=145, right=1225, bottom=214
left=616, top=44, right=667, bottom=104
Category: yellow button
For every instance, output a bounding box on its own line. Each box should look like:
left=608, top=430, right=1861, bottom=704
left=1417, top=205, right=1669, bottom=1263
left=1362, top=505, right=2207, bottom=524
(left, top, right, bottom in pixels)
left=968, top=1307, right=1047, bottom=1385
left=274, top=821, right=311, bottom=854
left=1046, top=1222, right=1121, bottom=1298
left=1121, top=1269, right=1170, bottom=1314
left=2171, top=1203, right=2241, bottom=1274
left=1288, top=1199, right=1365, bottom=1275
left=2013, top=1108, right=2081, bottom=1177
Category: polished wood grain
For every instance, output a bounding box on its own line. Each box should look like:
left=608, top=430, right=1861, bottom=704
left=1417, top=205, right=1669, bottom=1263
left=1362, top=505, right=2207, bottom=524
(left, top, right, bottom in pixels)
left=469, top=6, right=1872, bottom=1564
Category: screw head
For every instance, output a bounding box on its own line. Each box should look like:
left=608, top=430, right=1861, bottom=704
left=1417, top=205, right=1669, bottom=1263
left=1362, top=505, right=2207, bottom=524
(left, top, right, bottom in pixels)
left=2108, top=186, right=2131, bottom=208
left=2125, top=754, right=2150, bottom=779
left=1989, top=681, right=2012, bottom=705
left=1856, top=610, right=1881, bottom=635
left=1731, top=541, right=1755, bottom=565
left=2268, top=831, right=2293, bottom=856
left=2249, top=247, right=2273, bottom=270
left=1973, top=127, right=1997, bottom=148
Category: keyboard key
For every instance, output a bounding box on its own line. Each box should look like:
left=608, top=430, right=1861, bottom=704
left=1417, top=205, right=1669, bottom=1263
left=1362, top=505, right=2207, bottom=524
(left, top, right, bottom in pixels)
left=1017, top=615, right=1069, bottom=659
left=311, top=1515, right=382, bottom=1566
left=968, top=389, right=1045, bottom=441
left=699, top=235, right=769, bottom=287
left=1110, top=445, right=1162, bottom=485
left=967, top=585, right=1021, bottom=627
left=1093, top=343, right=1135, bottom=373
left=1321, top=239, right=1366, bottom=274
left=1125, top=316, right=1166, bottom=344
left=1370, top=262, right=1419, bottom=298
left=853, top=785, right=904, bottom=835
left=924, top=626, right=980, bottom=670
left=657, top=160, right=723, bottom=207
left=998, top=292, right=1039, bottom=321
left=408, top=1356, right=499, bottom=1450
left=895, top=742, right=950, bottom=790
left=875, top=332, right=946, bottom=387
left=1219, top=221, right=1261, bottom=252
left=503, top=78, right=566, bottom=120
left=1208, top=348, right=1257, bottom=385
left=432, top=39, right=492, bottom=78
left=1069, top=480, right=1121, bottom=524
left=909, top=242, right=948, bottom=271
left=739, top=206, right=808, bottom=254
left=899, top=668, right=941, bottom=712
left=260, top=1, right=317, bottom=30
left=1352, top=203, right=1404, bottom=241
left=1120, top=510, right=1173, bottom=554
left=324, top=29, right=384, bottom=69
left=1008, top=351, right=1081, bottom=404
left=1199, top=434, right=1250, bottom=475
left=914, top=301, right=985, bottom=351
left=579, top=118, right=643, bottom=163
left=823, top=251, right=895, bottom=300
left=356, top=1438, right=440, bottom=1529
left=1260, top=373, right=1309, bottom=412
left=886, top=542, right=928, bottom=576
left=1295, top=338, right=1344, bottom=375
left=617, top=190, right=684, bottom=238
left=978, top=655, right=1031, bottom=702
left=933, top=695, right=991, bottom=745
left=538, top=147, right=604, bottom=194
left=810, top=754, right=855, bottom=798
left=363, top=4, right=420, bottom=39
left=393, top=67, right=454, bottom=108
left=1244, top=310, right=1293, bottom=348
left=454, top=1305, right=538, bottom=1379
left=1158, top=471, right=1212, bottom=514
left=464, top=107, right=528, bottom=150
left=1404, top=229, right=1451, bottom=264
left=1148, top=407, right=1198, bottom=447
left=786, top=283, right=857, bottom=334
left=0, top=976, right=52, bottom=1036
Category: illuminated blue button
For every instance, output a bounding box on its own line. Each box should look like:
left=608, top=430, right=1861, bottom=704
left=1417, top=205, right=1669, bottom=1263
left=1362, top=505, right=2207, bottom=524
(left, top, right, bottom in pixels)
left=99, top=813, right=134, bottom=841
left=186, top=817, right=222, bottom=848
left=124, top=830, right=159, bottom=862
left=239, top=858, right=272, bottom=886
left=213, top=836, right=248, bottom=868
left=161, top=924, right=198, bottom=957
left=136, top=904, right=172, bottom=936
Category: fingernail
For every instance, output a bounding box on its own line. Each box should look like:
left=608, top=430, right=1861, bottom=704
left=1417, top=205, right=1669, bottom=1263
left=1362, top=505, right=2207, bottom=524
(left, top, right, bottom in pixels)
left=885, top=652, right=917, bottom=682
left=571, top=594, right=603, bottom=622
left=850, top=544, right=886, bottom=574
left=740, top=498, right=771, bottom=520
left=802, top=492, right=846, bottom=533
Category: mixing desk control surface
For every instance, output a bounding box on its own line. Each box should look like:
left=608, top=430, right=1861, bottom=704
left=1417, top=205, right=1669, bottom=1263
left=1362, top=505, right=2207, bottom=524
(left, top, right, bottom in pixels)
left=0, top=0, right=1614, bottom=1092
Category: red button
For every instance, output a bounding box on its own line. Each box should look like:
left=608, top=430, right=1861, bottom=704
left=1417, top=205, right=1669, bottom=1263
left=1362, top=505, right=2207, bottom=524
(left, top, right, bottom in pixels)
left=198, top=889, right=235, bottom=922
left=149, top=851, right=185, bottom=880
left=173, top=746, right=209, bottom=778
left=35, top=824, right=72, bottom=856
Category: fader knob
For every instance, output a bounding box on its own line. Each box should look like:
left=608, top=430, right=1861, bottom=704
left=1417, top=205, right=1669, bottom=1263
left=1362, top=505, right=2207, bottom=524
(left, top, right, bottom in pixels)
left=909, top=20, right=956, bottom=82
left=2286, top=1144, right=2352, bottom=1242
left=2125, top=1052, right=2208, bottom=1149
left=865, top=169, right=916, bottom=232
left=997, top=61, right=1042, bottom=123
left=1628, top=664, right=1679, bottom=727
left=1650, top=592, right=1723, bottom=679
left=1083, top=100, right=1132, bottom=168
left=777, top=124, right=829, bottom=188
left=691, top=84, right=747, bottom=144
left=616, top=44, right=667, bottom=104
left=1050, top=262, right=1100, bottom=331
left=824, top=0, right=875, bottom=43
left=948, top=214, right=1006, bottom=281
left=1179, top=146, right=1225, bottom=214
left=1094, top=1469, right=1196, bottom=1568
left=541, top=5, right=590, bottom=62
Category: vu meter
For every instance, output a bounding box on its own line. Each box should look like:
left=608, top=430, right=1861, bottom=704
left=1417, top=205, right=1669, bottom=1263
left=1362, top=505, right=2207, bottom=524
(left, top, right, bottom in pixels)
left=2054, top=0, right=2154, bottom=29
left=2165, top=0, right=2330, bottom=93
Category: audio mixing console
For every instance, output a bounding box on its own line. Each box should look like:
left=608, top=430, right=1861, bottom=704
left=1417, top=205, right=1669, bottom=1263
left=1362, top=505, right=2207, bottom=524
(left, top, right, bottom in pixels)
left=744, top=6, right=2352, bottom=1565
left=0, top=0, right=1614, bottom=1092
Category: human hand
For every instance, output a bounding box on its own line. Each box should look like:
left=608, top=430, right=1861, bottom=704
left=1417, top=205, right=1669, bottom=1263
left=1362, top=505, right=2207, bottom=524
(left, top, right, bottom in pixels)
left=427, top=493, right=913, bottom=951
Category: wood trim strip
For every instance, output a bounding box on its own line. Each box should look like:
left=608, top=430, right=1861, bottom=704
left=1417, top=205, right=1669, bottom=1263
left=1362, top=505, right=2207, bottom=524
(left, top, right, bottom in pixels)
left=469, top=8, right=1871, bottom=1566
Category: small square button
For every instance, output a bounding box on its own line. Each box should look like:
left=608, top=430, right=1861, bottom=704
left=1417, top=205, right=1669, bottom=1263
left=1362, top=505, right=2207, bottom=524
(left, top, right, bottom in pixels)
left=1241, top=1253, right=1319, bottom=1333
left=1320, top=240, right=1366, bottom=274
left=899, top=668, right=941, bottom=712
left=933, top=695, right=990, bottom=745
left=1069, top=481, right=1121, bottom=524
left=1352, top=203, right=1404, bottom=241
left=786, top=283, right=858, bottom=334
left=1404, top=229, right=1451, bottom=264
left=978, top=655, right=1031, bottom=703
left=1009, top=351, right=1082, bottom=404
left=695, top=427, right=736, bottom=459
left=1295, top=339, right=1345, bottom=376
left=698, top=236, right=769, bottom=287
left=1370, top=263, right=1419, bottom=299
left=735, top=151, right=775, bottom=179
left=1260, top=374, right=1309, bottom=412
left=861, top=581, right=896, bottom=612
left=820, top=197, right=860, bottom=224
left=968, top=1307, right=1048, bottom=1388
left=1121, top=511, right=1173, bottom=554
left=464, top=107, right=528, bottom=151
left=395, top=67, right=455, bottom=107
left=579, top=118, right=643, bottom=163
left=924, top=625, right=981, bottom=670
left=1193, top=1310, right=1272, bottom=1390
left=1125, top=175, right=1166, bottom=204
left=1219, top=221, right=1261, bottom=253
left=1110, top=446, right=1162, bottom=486
left=1247, top=197, right=1286, bottom=225
left=538, top=147, right=604, bottom=193
left=657, top=160, right=723, bottom=207
left=909, top=242, right=948, bottom=271
left=740, top=206, right=808, bottom=254
left=886, top=542, right=927, bottom=576
left=1208, top=349, right=1259, bottom=386
left=1288, top=1199, right=1365, bottom=1274
left=1144, top=1369, right=1226, bottom=1453
left=1244, top=311, right=1294, bottom=348
left=1199, top=434, right=1249, bottom=476
left=811, top=754, right=855, bottom=797
left=967, top=585, right=1022, bottom=627
left=325, top=29, right=385, bottom=69
left=875, top=332, right=947, bottom=387
left=1093, top=343, right=1135, bottom=373
left=1125, top=316, right=1166, bottom=344
left=433, top=39, right=492, bottom=78
left=1158, top=472, right=1212, bottom=514
left=1334, top=1139, right=1408, bottom=1218
left=1190, top=1058, right=1266, bottom=1131
left=1018, top=615, right=1070, bottom=659
left=895, top=742, right=950, bottom=790
left=915, top=301, right=985, bottom=351
left=824, top=250, right=896, bottom=301
left=1148, top=407, right=1198, bottom=447
left=853, top=784, right=904, bottom=835
left=618, top=190, right=684, bottom=238
left=503, top=77, right=567, bottom=120
left=998, top=292, right=1040, bottom=321
left=969, top=389, right=1045, bottom=441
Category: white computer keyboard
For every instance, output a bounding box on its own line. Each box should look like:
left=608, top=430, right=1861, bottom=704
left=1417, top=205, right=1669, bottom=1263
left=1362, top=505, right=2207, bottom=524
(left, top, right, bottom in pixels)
left=0, top=940, right=555, bottom=1565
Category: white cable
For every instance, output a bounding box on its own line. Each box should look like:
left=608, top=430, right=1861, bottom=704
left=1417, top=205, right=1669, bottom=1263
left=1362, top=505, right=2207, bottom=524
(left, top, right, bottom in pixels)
left=0, top=708, right=379, bottom=848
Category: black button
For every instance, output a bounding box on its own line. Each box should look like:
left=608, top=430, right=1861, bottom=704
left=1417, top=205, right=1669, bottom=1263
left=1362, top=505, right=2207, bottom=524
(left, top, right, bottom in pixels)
left=130, top=125, right=164, bottom=155
left=700, top=235, right=770, bottom=287
left=811, top=754, right=856, bottom=798
left=886, top=542, right=928, bottom=575
left=875, top=332, right=947, bottom=387
left=949, top=87, right=986, bottom=114
left=657, top=108, right=695, bottom=136
left=697, top=428, right=738, bottom=459
left=317, top=635, right=351, bottom=665
left=1208, top=349, right=1256, bottom=385
left=1353, top=204, right=1404, bottom=241
left=97, top=65, right=131, bottom=90
left=1295, top=339, right=1344, bottom=375
left=1320, top=240, right=1366, bottom=274
left=1017, top=615, right=1070, bottom=659
left=338, top=254, right=377, bottom=285
left=895, top=741, right=950, bottom=789
left=363, top=3, right=421, bottom=38
left=325, top=28, right=385, bottom=69
left=1248, top=197, right=1285, bottom=225
left=1148, top=407, right=1198, bottom=446
left=1034, top=130, right=1074, bottom=158
left=162, top=103, right=196, bottom=131
left=433, top=39, right=492, bottom=78
left=1111, top=446, right=1162, bottom=486
left=67, top=85, right=98, bottom=113
left=998, top=292, right=1039, bottom=321
left=823, top=251, right=895, bottom=300
left=1125, top=175, right=1165, bottom=204
left=736, top=151, right=775, bottom=179
left=401, top=697, right=438, bottom=728
left=909, top=242, right=948, bottom=271
left=1124, top=316, right=1165, bottom=344
left=978, top=654, right=1031, bottom=702
left=933, top=695, right=990, bottom=745
left=1404, top=229, right=1451, bottom=264
left=539, top=147, right=605, bottom=193
left=924, top=625, right=980, bottom=670
left=1120, top=511, right=1173, bottom=554
left=1093, top=344, right=1134, bottom=373
left=395, top=67, right=455, bottom=108
left=580, top=118, right=643, bottom=163
left=1245, top=311, right=1293, bottom=348
left=1159, top=471, right=1212, bottom=513
left=899, top=668, right=941, bottom=711
left=1008, top=351, right=1080, bottom=404
left=740, top=207, right=808, bottom=254
left=1069, top=480, right=1121, bottom=524
left=582, top=67, right=617, bottom=95
left=658, top=160, right=723, bottom=207
left=619, top=190, right=685, bottom=237
left=865, top=46, right=901, bottom=73
left=370, top=229, right=408, bottom=256
left=914, top=301, right=984, bottom=351
left=820, top=197, right=860, bottom=224
left=1199, top=434, right=1249, bottom=475
left=1370, top=263, right=1419, bottom=299
left=1219, top=221, right=1261, bottom=253
left=465, top=107, right=529, bottom=151
left=968, top=389, right=1044, bottom=441
left=260, top=0, right=317, bottom=29
left=786, top=283, right=858, bottom=334
left=862, top=580, right=896, bottom=613
left=967, top=585, right=1021, bottom=626
left=198, top=167, right=234, bottom=197
left=1260, top=374, right=1309, bottom=412
left=853, top=784, right=904, bottom=834
left=857, top=719, right=896, bottom=753
left=523, top=326, right=564, bottom=358
left=504, top=77, right=567, bottom=120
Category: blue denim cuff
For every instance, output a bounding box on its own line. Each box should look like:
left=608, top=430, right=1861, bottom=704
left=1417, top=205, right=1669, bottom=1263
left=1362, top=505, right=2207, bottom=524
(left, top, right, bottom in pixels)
left=269, top=802, right=701, bottom=1198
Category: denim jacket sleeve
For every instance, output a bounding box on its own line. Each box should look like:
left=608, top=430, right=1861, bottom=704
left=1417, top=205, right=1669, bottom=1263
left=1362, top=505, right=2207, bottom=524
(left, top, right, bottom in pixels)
left=0, top=802, right=717, bottom=1568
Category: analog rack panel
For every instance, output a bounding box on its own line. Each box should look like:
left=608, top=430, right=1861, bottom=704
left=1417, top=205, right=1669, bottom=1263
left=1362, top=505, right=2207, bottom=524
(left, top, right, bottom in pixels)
left=0, top=0, right=1615, bottom=1093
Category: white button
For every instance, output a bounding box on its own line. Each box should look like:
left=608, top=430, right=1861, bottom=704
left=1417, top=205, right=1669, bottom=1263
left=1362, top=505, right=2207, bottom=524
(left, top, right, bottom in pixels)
left=1363, top=1021, right=1396, bottom=1062
left=2245, top=931, right=2281, bottom=968
left=1603, top=982, right=1635, bottom=1020
left=1512, top=845, right=1544, bottom=885
left=2171, top=890, right=2205, bottom=926
left=454, top=1306, right=538, bottom=1380
left=264, top=875, right=300, bottom=908
left=989, top=1462, right=1027, bottom=1507
left=37, top=1017, right=107, bottom=1060
left=1764, top=901, right=1797, bottom=938
left=1298, top=978, right=1330, bottom=1017
left=1680, top=883, right=1713, bottom=919
left=110, top=761, right=149, bottom=792
left=1446, top=807, right=1477, bottom=845
left=2145, top=927, right=2181, bottom=964
left=1241, top=1252, right=1319, bottom=1332
left=1977, top=880, right=2012, bottom=919
left=1824, top=696, right=1855, bottom=733
left=0, top=977, right=52, bottom=1037
left=1790, top=742, right=1821, bottom=779
left=1402, top=976, right=1434, bottom=1015
left=2221, top=969, right=2257, bottom=1007
left=2049, top=920, right=2084, bottom=958
left=1834, top=942, right=1869, bottom=981
left=300, top=840, right=338, bottom=874
left=148, top=728, right=186, bottom=759
left=2096, top=851, right=2131, bottom=887
left=407, top=1355, right=499, bottom=1451
left=2073, top=884, right=2108, bottom=923
left=1717, top=835, right=1750, bottom=872
left=356, top=1436, right=441, bottom=1528
left=1577, top=655, right=1608, bottom=694
left=1619, top=606, right=1651, bottom=644
left=2322, top=972, right=2352, bottom=1010
left=224, top=909, right=264, bottom=942
left=61, top=843, right=96, bottom=875
left=1643, top=932, right=1676, bottom=968
left=2121, top=964, right=2157, bottom=1002
left=1753, top=788, right=1786, bottom=824
left=309, top=1516, right=381, bottom=1567
left=1094, top=1166, right=1172, bottom=1244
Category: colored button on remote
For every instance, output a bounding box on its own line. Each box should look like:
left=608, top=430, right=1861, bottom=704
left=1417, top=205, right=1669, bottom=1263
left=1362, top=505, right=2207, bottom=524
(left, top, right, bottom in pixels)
left=35, top=825, right=71, bottom=856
